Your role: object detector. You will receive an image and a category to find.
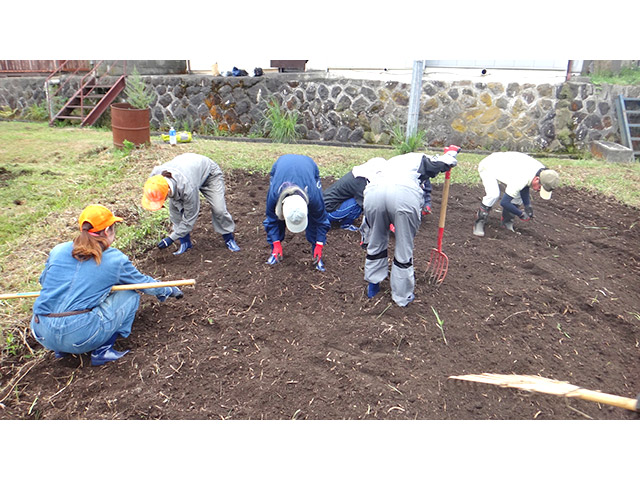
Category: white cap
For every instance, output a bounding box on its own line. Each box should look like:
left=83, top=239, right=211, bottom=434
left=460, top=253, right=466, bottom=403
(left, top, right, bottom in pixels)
left=539, top=169, right=560, bottom=200
left=282, top=195, right=308, bottom=233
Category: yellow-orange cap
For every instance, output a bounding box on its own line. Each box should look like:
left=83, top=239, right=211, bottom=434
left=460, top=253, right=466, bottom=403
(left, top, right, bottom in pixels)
left=78, top=204, right=123, bottom=232
left=141, top=175, right=169, bottom=211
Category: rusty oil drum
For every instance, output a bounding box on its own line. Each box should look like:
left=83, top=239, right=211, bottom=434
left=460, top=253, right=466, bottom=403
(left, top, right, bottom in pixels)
left=111, top=102, right=150, bottom=147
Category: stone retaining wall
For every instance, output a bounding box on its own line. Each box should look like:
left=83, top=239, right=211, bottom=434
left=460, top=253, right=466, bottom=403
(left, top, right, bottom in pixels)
left=2, top=72, right=640, bottom=154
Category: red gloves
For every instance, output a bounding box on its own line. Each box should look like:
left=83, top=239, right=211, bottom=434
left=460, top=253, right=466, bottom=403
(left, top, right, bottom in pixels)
left=313, top=242, right=323, bottom=261
left=443, top=145, right=461, bottom=156
left=313, top=242, right=326, bottom=272
left=422, top=205, right=432, bottom=216
left=272, top=241, right=283, bottom=258
left=266, top=240, right=282, bottom=265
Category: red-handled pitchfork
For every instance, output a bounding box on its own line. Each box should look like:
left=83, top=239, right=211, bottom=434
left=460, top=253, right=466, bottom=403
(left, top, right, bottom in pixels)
left=426, top=168, right=452, bottom=285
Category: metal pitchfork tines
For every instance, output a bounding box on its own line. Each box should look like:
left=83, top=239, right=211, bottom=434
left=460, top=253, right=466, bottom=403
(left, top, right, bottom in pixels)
left=426, top=169, right=451, bottom=286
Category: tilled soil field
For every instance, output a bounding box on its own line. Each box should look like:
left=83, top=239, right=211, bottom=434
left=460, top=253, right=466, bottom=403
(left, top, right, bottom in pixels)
left=1, top=170, right=639, bottom=420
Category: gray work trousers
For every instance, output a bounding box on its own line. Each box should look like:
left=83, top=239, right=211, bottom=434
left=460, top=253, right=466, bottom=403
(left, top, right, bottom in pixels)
left=363, top=183, right=422, bottom=306
left=201, top=170, right=236, bottom=235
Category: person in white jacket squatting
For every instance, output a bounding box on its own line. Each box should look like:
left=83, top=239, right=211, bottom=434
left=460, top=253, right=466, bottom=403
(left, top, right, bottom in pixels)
left=472, top=152, right=560, bottom=237
left=363, top=145, right=460, bottom=307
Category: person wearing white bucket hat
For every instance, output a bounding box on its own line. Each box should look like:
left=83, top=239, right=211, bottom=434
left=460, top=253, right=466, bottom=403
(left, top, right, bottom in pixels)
left=263, top=154, right=331, bottom=271
left=473, top=152, right=560, bottom=237
left=281, top=194, right=308, bottom=233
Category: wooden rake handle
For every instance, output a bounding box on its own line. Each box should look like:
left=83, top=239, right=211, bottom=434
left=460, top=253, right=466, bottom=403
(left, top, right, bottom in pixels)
left=0, top=279, right=196, bottom=300
left=438, top=169, right=452, bottom=230
left=449, top=374, right=640, bottom=412
left=434, top=169, right=452, bottom=252
left=567, top=389, right=639, bottom=412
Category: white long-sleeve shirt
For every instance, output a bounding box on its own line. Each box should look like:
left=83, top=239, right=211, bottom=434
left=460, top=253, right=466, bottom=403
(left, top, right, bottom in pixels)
left=478, top=152, right=544, bottom=201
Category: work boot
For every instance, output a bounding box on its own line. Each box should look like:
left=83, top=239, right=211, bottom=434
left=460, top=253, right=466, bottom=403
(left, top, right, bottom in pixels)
left=91, top=333, right=129, bottom=366
left=367, top=282, right=380, bottom=298
left=473, top=204, right=491, bottom=237
left=340, top=223, right=359, bottom=232
left=501, top=209, right=516, bottom=233
left=173, top=234, right=192, bottom=255
left=222, top=233, right=241, bottom=252
left=54, top=351, right=69, bottom=359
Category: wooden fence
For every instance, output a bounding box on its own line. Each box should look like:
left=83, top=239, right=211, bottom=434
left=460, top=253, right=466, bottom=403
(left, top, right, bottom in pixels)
left=0, top=60, right=91, bottom=75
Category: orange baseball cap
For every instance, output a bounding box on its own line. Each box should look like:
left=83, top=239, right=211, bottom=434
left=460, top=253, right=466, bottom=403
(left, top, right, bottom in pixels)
left=78, top=205, right=123, bottom=232
left=141, top=175, right=169, bottom=211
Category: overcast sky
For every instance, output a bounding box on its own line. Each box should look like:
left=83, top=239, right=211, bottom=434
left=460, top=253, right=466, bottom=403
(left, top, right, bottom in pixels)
left=4, top=1, right=634, bottom=65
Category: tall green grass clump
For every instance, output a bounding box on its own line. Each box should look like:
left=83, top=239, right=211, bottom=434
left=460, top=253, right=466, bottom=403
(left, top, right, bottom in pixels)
left=390, top=122, right=427, bottom=155
left=262, top=98, right=301, bottom=143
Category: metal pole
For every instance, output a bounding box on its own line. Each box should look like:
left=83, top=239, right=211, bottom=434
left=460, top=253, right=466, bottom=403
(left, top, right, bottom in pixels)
left=406, top=60, right=424, bottom=138
left=566, top=60, right=574, bottom=82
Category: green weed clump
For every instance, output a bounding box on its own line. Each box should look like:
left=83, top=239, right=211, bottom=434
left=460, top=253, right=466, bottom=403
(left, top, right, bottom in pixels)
left=390, top=122, right=427, bottom=155
left=588, top=66, right=640, bottom=86
left=0, top=105, right=19, bottom=119
left=23, top=101, right=49, bottom=122
left=262, top=98, right=301, bottom=144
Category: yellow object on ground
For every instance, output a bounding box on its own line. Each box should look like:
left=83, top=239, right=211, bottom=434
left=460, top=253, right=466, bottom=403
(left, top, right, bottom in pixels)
left=161, top=131, right=193, bottom=143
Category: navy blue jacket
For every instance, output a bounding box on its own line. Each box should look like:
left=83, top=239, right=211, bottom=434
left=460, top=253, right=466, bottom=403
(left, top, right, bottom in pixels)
left=263, top=154, right=330, bottom=245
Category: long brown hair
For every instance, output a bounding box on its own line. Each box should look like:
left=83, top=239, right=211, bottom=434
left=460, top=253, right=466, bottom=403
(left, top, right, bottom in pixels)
left=72, top=222, right=110, bottom=264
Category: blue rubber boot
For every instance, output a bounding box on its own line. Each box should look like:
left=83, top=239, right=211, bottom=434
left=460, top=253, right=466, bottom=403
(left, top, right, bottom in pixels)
left=340, top=224, right=359, bottom=232
left=367, top=282, right=380, bottom=298
left=54, top=351, right=69, bottom=359
left=222, top=233, right=241, bottom=252
left=91, top=333, right=129, bottom=366
left=173, top=234, right=192, bottom=255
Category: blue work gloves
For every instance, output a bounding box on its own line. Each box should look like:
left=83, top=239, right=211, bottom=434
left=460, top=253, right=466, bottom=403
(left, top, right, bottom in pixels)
left=169, top=287, right=184, bottom=299
left=173, top=234, right=192, bottom=255
left=157, top=286, right=184, bottom=302
left=157, top=237, right=174, bottom=249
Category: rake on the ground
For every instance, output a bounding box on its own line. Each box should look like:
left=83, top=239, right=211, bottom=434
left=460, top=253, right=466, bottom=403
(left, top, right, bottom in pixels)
left=0, top=279, right=196, bottom=300
left=426, top=169, right=452, bottom=286
left=449, top=373, right=640, bottom=412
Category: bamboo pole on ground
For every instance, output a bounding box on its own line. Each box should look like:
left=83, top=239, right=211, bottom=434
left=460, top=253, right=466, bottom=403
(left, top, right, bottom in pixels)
left=0, top=279, right=196, bottom=300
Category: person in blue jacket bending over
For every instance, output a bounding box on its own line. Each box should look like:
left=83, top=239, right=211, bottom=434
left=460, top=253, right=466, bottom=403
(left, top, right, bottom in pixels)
left=263, top=154, right=331, bottom=272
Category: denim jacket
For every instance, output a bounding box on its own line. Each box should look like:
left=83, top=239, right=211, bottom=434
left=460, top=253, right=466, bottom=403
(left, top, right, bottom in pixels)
left=33, top=242, right=172, bottom=315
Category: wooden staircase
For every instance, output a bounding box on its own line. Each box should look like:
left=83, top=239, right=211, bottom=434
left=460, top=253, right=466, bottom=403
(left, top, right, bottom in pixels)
left=615, top=94, right=640, bottom=160
left=46, top=61, right=127, bottom=127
